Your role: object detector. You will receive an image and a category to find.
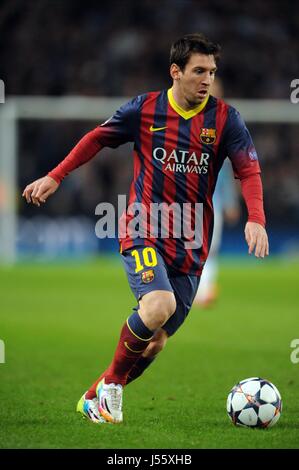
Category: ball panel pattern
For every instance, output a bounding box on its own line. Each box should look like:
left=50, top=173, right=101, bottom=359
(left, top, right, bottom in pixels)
left=227, top=378, right=282, bottom=429
left=231, top=392, right=248, bottom=412
left=260, top=384, right=277, bottom=403
left=238, top=408, right=258, bottom=426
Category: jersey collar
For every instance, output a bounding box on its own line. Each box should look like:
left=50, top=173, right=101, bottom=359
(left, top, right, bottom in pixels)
left=167, top=87, right=209, bottom=120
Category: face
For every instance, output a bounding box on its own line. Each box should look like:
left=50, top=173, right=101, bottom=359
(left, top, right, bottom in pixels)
left=171, top=52, right=217, bottom=107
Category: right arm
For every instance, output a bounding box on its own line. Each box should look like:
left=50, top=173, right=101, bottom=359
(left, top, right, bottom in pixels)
left=22, top=95, right=144, bottom=206
left=22, top=127, right=103, bottom=206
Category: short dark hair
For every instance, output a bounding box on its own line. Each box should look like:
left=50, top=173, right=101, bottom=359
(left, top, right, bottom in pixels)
left=170, top=33, right=221, bottom=70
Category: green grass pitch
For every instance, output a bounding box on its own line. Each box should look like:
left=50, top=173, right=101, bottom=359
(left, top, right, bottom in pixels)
left=0, top=257, right=298, bottom=449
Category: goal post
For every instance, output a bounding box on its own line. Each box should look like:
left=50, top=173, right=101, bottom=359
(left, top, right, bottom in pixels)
left=0, top=101, right=17, bottom=264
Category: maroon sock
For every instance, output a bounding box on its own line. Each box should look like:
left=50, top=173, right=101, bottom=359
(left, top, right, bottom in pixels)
left=126, top=355, right=156, bottom=385
left=86, top=319, right=153, bottom=396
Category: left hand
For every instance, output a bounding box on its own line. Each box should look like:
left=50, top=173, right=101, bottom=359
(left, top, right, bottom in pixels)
left=244, top=222, right=269, bottom=258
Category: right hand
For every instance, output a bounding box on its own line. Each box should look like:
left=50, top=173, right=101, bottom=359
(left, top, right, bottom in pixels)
left=22, top=176, right=59, bottom=207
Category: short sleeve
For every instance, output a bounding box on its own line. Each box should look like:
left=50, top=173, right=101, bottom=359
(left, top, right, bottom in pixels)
left=96, top=94, right=146, bottom=148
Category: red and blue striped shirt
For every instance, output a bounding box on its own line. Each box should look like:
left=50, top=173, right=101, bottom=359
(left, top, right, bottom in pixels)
left=49, top=89, right=264, bottom=275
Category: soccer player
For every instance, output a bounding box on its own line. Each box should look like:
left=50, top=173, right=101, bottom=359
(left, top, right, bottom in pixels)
left=22, top=33, right=269, bottom=424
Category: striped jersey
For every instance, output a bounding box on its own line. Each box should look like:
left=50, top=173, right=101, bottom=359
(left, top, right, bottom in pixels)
left=95, top=88, right=261, bottom=275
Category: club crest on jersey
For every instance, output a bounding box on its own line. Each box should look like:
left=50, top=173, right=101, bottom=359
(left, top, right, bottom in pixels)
left=199, top=128, right=216, bottom=144
left=141, top=270, right=155, bottom=284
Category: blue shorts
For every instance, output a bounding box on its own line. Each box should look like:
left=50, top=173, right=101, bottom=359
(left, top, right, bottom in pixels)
left=121, top=245, right=201, bottom=336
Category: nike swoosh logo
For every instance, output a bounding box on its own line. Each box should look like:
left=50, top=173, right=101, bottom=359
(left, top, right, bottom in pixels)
left=124, top=341, right=144, bottom=353
left=149, top=125, right=167, bottom=132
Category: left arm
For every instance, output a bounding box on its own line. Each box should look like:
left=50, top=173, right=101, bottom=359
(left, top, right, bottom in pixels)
left=224, top=106, right=269, bottom=258
left=240, top=173, right=269, bottom=258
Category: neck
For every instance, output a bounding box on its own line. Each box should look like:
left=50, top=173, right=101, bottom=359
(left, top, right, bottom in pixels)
left=171, top=83, right=201, bottom=111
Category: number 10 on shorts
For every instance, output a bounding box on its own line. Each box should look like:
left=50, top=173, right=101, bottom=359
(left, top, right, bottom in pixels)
left=131, top=247, right=158, bottom=273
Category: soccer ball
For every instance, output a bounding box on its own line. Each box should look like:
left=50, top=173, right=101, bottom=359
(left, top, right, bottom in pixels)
left=227, top=377, right=282, bottom=428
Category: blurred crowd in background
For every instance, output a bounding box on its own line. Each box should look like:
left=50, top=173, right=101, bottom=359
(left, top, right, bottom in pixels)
left=1, top=0, right=299, bottom=255
left=1, top=0, right=298, bottom=98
